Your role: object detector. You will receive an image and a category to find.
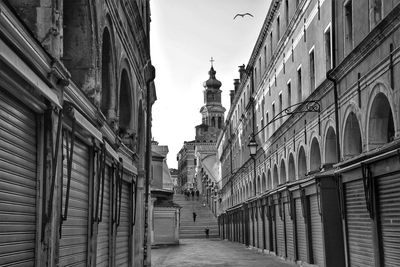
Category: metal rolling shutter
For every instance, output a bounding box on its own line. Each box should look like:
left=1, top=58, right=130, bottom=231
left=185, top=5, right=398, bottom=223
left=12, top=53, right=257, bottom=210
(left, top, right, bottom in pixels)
left=265, top=207, right=271, bottom=251
left=345, top=179, right=374, bottom=267
left=96, top=165, right=111, bottom=267
left=377, top=174, right=400, bottom=266
left=0, top=90, right=37, bottom=266
left=276, top=205, right=285, bottom=257
left=115, top=180, right=131, bottom=267
left=249, top=212, right=253, bottom=246
left=296, top=198, right=307, bottom=262
left=285, top=203, right=295, bottom=260
left=258, top=209, right=263, bottom=249
left=310, top=194, right=325, bottom=267
left=59, top=139, right=90, bottom=266
left=271, top=207, right=276, bottom=253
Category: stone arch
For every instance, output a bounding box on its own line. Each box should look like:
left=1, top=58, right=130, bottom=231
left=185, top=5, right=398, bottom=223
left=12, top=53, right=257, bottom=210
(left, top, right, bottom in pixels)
left=101, top=26, right=116, bottom=121
left=324, top=126, right=338, bottom=164
left=288, top=153, right=296, bottom=181
left=280, top=159, right=286, bottom=184
left=343, top=112, right=362, bottom=159
left=273, top=165, right=279, bottom=188
left=267, top=169, right=272, bottom=190
left=298, top=146, right=307, bottom=179
left=118, top=68, right=134, bottom=134
left=367, top=92, right=395, bottom=149
left=310, top=137, right=321, bottom=172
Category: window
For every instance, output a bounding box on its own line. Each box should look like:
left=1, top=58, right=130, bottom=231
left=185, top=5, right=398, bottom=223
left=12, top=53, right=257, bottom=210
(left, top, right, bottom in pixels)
left=277, top=16, right=280, bottom=40
left=270, top=32, right=273, bottom=57
left=261, top=98, right=265, bottom=141
left=287, top=81, right=292, bottom=109
left=344, top=0, right=353, bottom=51
left=285, top=0, right=289, bottom=27
left=371, top=0, right=382, bottom=27
left=279, top=93, right=283, bottom=124
left=324, top=26, right=332, bottom=70
left=297, top=66, right=302, bottom=102
left=309, top=48, right=315, bottom=91
left=254, top=67, right=257, bottom=86
left=264, top=45, right=267, bottom=68
left=218, top=117, right=222, bottom=129
left=272, top=103, right=276, bottom=132
left=259, top=58, right=262, bottom=80
left=266, top=112, right=269, bottom=139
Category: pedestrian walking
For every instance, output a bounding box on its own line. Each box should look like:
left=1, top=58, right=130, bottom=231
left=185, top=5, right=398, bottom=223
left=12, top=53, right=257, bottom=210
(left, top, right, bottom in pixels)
left=205, top=228, right=209, bottom=238
left=193, top=212, right=197, bottom=222
left=196, top=189, right=200, bottom=201
left=191, top=190, right=195, bottom=200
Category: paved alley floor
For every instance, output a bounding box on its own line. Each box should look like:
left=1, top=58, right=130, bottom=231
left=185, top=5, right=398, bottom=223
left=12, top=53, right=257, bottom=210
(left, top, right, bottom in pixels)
left=151, top=239, right=297, bottom=267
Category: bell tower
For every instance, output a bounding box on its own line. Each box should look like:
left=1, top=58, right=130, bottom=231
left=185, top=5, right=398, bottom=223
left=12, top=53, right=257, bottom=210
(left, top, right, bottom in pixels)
left=195, top=58, right=226, bottom=142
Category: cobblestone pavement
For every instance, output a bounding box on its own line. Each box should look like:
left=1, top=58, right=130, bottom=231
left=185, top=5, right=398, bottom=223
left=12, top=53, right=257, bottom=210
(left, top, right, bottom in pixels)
left=151, top=238, right=297, bottom=267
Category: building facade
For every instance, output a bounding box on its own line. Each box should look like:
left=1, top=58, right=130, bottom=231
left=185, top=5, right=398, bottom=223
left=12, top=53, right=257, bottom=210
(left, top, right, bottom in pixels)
left=0, top=0, right=155, bottom=266
left=218, top=0, right=400, bottom=266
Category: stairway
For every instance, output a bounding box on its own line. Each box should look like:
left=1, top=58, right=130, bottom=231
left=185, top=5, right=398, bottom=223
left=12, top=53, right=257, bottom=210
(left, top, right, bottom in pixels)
left=173, top=193, right=219, bottom=239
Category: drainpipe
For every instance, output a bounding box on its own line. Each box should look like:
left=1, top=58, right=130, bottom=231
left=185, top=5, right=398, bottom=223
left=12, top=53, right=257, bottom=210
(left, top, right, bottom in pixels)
left=327, top=0, right=341, bottom=164
left=143, top=61, right=155, bottom=267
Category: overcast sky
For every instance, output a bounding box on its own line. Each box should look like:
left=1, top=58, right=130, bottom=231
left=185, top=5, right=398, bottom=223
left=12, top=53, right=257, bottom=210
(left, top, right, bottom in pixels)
left=150, top=0, right=271, bottom=169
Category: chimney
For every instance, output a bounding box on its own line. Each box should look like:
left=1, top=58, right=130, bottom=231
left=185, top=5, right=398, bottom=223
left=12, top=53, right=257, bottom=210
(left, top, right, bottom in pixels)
left=239, top=64, right=246, bottom=81
left=234, top=79, right=240, bottom=94
left=230, top=90, right=235, bottom=104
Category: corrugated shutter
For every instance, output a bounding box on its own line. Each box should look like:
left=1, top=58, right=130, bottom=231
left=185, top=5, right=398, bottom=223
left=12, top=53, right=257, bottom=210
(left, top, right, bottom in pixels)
left=310, top=194, right=325, bottom=266
left=276, top=204, right=285, bottom=257
left=271, top=206, right=276, bottom=253
left=0, top=90, right=37, bottom=266
left=345, top=179, right=374, bottom=267
left=59, top=139, right=90, bottom=266
left=296, top=198, right=307, bottom=262
left=285, top=203, right=295, bottom=260
left=115, top=180, right=131, bottom=267
left=377, top=173, right=400, bottom=266
left=249, top=211, right=253, bottom=246
left=258, top=208, right=263, bottom=249
left=96, top=165, right=111, bottom=267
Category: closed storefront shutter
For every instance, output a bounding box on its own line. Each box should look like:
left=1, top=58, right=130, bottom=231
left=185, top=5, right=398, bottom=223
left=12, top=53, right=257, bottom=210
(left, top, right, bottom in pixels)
left=96, top=165, right=111, bottom=267
left=250, top=212, right=253, bottom=246
left=0, top=90, right=37, bottom=266
left=285, top=203, right=295, bottom=260
left=59, top=139, right=90, bottom=266
left=258, top=208, right=263, bottom=249
left=115, top=180, right=131, bottom=267
left=377, top=174, right=400, bottom=266
left=271, top=206, right=276, bottom=253
left=276, top=205, right=285, bottom=257
left=310, top=194, right=325, bottom=267
left=345, top=179, right=374, bottom=267
left=296, top=198, right=307, bottom=262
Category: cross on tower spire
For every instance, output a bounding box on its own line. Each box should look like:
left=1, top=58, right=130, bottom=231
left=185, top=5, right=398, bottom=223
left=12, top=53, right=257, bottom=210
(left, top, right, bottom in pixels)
left=210, top=57, right=214, bottom=67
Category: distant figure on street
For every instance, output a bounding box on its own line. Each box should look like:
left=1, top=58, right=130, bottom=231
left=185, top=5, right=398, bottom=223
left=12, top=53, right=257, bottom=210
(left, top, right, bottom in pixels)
left=193, top=212, right=197, bottom=222
left=196, top=189, right=200, bottom=201
left=205, top=228, right=209, bottom=238
left=184, top=190, right=189, bottom=200
left=191, top=190, right=195, bottom=200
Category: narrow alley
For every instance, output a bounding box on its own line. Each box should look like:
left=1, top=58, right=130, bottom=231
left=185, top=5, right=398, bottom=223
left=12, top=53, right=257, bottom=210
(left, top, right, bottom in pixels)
left=152, top=238, right=296, bottom=267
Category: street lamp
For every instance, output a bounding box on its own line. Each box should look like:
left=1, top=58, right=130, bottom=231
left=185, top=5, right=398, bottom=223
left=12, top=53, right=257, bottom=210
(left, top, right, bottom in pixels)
left=248, top=134, right=258, bottom=158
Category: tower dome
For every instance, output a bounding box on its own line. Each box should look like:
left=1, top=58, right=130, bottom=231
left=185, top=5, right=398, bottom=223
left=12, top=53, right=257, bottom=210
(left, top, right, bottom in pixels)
left=203, top=66, right=222, bottom=89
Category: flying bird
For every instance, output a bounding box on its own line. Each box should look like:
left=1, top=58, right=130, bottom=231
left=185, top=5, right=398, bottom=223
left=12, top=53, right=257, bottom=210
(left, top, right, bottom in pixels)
left=233, top=13, right=254, bottom=19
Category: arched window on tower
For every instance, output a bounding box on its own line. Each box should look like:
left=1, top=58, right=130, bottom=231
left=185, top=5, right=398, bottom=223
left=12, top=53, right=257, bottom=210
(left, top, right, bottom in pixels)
left=218, top=117, right=222, bottom=128
left=211, top=117, right=216, bottom=127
